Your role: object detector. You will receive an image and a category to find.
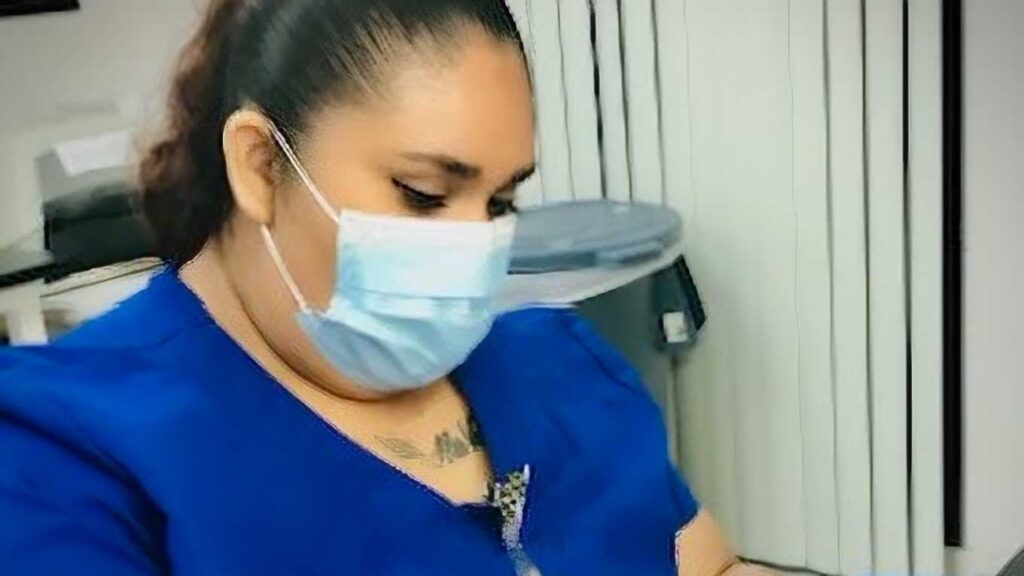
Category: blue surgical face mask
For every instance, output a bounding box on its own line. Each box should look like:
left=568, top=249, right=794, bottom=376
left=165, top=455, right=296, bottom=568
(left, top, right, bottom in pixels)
left=260, top=124, right=516, bottom=392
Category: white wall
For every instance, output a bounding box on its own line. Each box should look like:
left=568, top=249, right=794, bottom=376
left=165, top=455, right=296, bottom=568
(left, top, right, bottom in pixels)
left=952, top=1, right=1024, bottom=574
left=0, top=0, right=199, bottom=247
left=0, top=0, right=199, bottom=132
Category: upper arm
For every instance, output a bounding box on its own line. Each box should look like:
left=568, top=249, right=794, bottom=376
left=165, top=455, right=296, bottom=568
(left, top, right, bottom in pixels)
left=0, top=355, right=164, bottom=575
left=674, top=509, right=738, bottom=576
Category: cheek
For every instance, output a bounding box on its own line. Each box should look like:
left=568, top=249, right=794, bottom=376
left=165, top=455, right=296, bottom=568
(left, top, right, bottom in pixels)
left=272, top=184, right=340, bottom=308
left=271, top=162, right=408, bottom=308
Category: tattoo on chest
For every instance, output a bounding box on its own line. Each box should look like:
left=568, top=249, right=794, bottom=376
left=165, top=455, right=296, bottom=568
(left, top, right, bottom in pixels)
left=376, top=416, right=486, bottom=467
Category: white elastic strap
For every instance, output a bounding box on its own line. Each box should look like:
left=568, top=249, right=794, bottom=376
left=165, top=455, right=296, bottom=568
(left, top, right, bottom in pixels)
left=268, top=124, right=341, bottom=224
left=260, top=225, right=310, bottom=312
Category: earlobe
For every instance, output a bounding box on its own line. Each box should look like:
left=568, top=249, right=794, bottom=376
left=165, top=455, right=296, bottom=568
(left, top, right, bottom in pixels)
left=223, top=109, right=278, bottom=225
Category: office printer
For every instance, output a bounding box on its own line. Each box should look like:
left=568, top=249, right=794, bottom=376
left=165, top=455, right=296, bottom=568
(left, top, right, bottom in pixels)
left=36, top=149, right=155, bottom=280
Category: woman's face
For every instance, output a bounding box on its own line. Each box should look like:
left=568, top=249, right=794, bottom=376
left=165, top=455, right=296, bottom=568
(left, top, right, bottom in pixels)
left=221, top=27, right=535, bottom=394
left=286, top=32, right=537, bottom=225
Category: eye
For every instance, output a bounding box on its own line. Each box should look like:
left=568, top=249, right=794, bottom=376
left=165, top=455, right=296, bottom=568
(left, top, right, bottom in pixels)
left=488, top=196, right=519, bottom=218
left=393, top=179, right=446, bottom=213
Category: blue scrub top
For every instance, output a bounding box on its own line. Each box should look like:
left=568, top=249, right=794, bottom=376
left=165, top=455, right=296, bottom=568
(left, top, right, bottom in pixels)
left=0, top=271, right=698, bottom=575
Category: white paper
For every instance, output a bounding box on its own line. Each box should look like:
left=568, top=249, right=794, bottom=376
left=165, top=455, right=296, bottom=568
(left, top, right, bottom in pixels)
left=53, top=131, right=131, bottom=177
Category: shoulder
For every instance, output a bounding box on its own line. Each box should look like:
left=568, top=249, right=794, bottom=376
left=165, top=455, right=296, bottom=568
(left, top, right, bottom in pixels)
left=0, top=270, right=224, bottom=493
left=0, top=273, right=216, bottom=565
left=0, top=344, right=170, bottom=468
left=0, top=346, right=167, bottom=572
left=464, top=307, right=702, bottom=533
left=460, top=306, right=666, bottom=450
left=470, top=306, right=655, bottom=402
left=57, top=268, right=210, bottom=349
left=1, top=269, right=217, bottom=450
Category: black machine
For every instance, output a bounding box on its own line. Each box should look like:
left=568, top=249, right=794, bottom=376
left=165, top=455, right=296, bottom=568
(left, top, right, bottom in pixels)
left=43, top=184, right=155, bottom=280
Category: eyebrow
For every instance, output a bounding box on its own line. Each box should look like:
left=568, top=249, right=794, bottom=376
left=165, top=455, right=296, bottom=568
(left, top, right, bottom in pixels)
left=402, top=152, right=482, bottom=179
left=401, top=152, right=536, bottom=191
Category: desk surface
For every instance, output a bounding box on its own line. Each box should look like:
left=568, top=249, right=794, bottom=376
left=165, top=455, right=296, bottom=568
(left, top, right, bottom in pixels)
left=0, top=250, right=57, bottom=289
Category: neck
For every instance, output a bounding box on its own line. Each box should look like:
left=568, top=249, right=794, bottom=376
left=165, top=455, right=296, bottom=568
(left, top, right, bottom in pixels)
left=180, top=243, right=467, bottom=446
left=179, top=244, right=387, bottom=405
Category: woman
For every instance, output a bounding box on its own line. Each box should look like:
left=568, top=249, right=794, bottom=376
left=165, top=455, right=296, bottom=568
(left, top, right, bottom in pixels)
left=0, top=1, right=763, bottom=574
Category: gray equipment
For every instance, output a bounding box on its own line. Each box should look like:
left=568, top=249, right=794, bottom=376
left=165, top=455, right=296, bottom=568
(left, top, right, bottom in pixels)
left=36, top=151, right=154, bottom=280
left=510, top=201, right=681, bottom=273
left=507, top=200, right=705, bottom=413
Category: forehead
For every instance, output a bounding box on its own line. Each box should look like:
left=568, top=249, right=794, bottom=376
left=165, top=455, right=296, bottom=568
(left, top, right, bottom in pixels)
left=305, top=31, right=535, bottom=172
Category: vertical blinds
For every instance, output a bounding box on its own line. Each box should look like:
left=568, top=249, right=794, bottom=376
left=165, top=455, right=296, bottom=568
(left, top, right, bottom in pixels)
left=504, top=1, right=944, bottom=574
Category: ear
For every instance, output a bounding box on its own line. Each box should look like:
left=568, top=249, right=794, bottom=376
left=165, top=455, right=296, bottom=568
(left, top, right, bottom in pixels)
left=223, top=109, right=278, bottom=225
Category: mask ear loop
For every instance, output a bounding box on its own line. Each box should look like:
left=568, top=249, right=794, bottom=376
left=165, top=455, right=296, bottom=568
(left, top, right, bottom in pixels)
left=261, top=121, right=338, bottom=313
left=267, top=123, right=341, bottom=225
left=260, top=225, right=311, bottom=313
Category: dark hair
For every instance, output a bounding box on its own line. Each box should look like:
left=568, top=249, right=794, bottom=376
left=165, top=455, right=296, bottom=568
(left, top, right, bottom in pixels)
left=139, top=0, right=526, bottom=267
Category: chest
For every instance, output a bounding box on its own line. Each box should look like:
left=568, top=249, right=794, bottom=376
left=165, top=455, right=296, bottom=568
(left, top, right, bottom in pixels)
left=136, top=317, right=688, bottom=574
left=301, top=384, right=496, bottom=505
left=146, top=398, right=681, bottom=576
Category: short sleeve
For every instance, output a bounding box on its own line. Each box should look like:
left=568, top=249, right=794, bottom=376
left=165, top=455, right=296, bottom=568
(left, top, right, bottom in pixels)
left=0, top=351, right=165, bottom=575
left=562, top=311, right=702, bottom=528
left=667, top=463, right=701, bottom=529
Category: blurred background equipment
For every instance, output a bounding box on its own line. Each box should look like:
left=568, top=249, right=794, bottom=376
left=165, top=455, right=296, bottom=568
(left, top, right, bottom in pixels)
left=502, top=199, right=706, bottom=417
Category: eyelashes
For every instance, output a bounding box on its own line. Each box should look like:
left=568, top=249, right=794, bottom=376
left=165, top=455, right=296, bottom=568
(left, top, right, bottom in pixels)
left=392, top=179, right=518, bottom=217
left=488, top=197, right=519, bottom=217
left=393, top=179, right=446, bottom=211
